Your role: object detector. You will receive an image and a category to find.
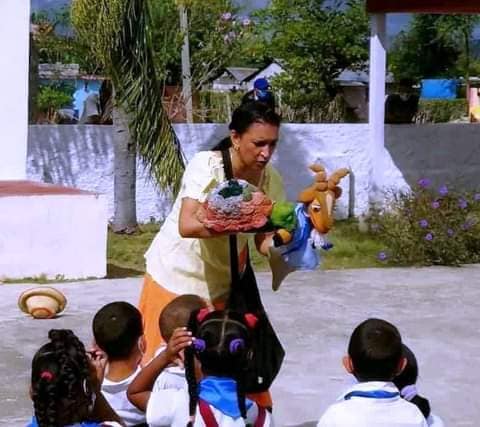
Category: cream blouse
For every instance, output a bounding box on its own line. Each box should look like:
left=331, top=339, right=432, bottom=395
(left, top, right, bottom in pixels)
left=144, top=150, right=286, bottom=301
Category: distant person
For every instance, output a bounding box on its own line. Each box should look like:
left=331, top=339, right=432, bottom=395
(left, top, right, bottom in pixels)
left=242, top=77, right=275, bottom=110
left=317, top=318, right=428, bottom=427
left=93, top=302, right=147, bottom=426
left=152, top=294, right=207, bottom=391
left=394, top=344, right=444, bottom=427
left=28, top=329, right=121, bottom=427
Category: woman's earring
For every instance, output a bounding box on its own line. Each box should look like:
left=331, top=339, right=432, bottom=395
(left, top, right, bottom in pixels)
left=233, top=144, right=240, bottom=151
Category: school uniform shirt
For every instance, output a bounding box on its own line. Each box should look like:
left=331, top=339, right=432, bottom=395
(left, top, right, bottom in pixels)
left=101, top=367, right=146, bottom=426
left=152, top=346, right=187, bottom=392
left=146, top=377, right=273, bottom=427
left=317, top=381, right=428, bottom=427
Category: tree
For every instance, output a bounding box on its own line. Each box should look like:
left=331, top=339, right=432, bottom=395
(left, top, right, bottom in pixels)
left=437, top=15, right=480, bottom=81
left=31, top=7, right=99, bottom=74
left=72, top=0, right=184, bottom=232
left=150, top=0, right=254, bottom=91
left=388, top=14, right=480, bottom=82
left=252, top=0, right=369, bottom=114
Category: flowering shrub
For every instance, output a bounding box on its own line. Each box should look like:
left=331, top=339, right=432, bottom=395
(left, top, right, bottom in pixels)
left=369, top=180, right=480, bottom=266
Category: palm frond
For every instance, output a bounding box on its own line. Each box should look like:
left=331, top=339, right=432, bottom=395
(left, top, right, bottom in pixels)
left=72, top=0, right=185, bottom=194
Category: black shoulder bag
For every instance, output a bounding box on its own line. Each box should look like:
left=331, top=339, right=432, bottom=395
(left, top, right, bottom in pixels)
left=221, top=148, right=285, bottom=394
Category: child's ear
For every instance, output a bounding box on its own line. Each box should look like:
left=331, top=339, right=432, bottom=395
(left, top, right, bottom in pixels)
left=396, top=356, right=407, bottom=376
left=138, top=335, right=146, bottom=355
left=342, top=355, right=354, bottom=374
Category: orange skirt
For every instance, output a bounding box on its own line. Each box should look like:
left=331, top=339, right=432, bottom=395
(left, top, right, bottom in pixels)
left=138, top=273, right=272, bottom=408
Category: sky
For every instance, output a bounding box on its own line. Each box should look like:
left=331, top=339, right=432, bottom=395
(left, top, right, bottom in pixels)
left=31, top=0, right=414, bottom=37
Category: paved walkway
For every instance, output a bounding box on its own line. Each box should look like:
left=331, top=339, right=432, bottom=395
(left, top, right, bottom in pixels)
left=1, top=266, right=480, bottom=426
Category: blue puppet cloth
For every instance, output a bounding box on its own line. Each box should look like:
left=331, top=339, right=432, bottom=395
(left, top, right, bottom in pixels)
left=268, top=203, right=332, bottom=290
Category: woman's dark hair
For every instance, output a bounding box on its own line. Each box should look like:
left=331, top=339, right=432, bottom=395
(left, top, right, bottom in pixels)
left=212, top=101, right=281, bottom=151
left=31, top=329, right=93, bottom=427
left=184, top=309, right=252, bottom=426
left=393, top=344, right=431, bottom=419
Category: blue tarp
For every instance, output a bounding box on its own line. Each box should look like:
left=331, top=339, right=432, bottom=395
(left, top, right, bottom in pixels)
left=420, top=79, right=458, bottom=100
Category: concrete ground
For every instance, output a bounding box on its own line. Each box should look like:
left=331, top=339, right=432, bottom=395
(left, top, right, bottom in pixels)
left=1, top=266, right=479, bottom=426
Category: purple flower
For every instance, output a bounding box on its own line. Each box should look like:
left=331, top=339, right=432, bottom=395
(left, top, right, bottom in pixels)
left=462, top=218, right=477, bottom=230
left=447, top=228, right=455, bottom=237
left=425, top=233, right=434, bottom=241
left=458, top=198, right=468, bottom=209
left=417, top=178, right=431, bottom=188
left=474, top=193, right=480, bottom=202
left=438, top=185, right=448, bottom=196
left=377, top=251, right=388, bottom=261
left=242, top=18, right=251, bottom=26
left=221, top=12, right=232, bottom=21
left=431, top=200, right=440, bottom=209
left=418, top=219, right=429, bottom=228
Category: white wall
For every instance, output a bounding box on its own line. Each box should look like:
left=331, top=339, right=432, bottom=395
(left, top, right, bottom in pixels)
left=0, top=0, right=30, bottom=180
left=0, top=193, right=107, bottom=280
left=27, top=123, right=480, bottom=223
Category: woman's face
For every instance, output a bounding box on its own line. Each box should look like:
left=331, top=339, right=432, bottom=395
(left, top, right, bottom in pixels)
left=231, top=121, right=279, bottom=171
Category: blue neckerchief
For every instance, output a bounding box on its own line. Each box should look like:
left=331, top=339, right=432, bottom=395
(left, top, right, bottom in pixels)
left=27, top=417, right=99, bottom=427
left=344, top=390, right=400, bottom=400
left=199, top=377, right=253, bottom=419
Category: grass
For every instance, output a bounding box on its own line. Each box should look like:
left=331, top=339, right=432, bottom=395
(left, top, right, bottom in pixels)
left=2, top=220, right=385, bottom=283
left=250, top=219, right=386, bottom=271
left=106, top=220, right=385, bottom=277
left=107, top=222, right=160, bottom=277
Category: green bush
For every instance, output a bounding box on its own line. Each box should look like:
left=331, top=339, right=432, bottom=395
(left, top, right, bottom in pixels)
left=196, top=91, right=244, bottom=123
left=415, top=99, right=467, bottom=123
left=369, top=181, right=480, bottom=266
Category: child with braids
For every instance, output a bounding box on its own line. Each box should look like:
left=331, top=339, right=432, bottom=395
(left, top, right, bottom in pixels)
left=28, top=329, right=122, bottom=427
left=128, top=309, right=272, bottom=426
left=394, top=345, right=444, bottom=427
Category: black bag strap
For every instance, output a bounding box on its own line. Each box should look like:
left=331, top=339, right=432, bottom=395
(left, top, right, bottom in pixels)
left=221, top=149, right=242, bottom=292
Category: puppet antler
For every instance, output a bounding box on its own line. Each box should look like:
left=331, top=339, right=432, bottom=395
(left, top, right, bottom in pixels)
left=327, top=168, right=350, bottom=191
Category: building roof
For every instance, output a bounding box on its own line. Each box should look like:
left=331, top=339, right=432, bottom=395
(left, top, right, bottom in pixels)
left=225, top=67, right=259, bottom=83
left=366, top=0, right=480, bottom=14
left=335, top=69, right=394, bottom=86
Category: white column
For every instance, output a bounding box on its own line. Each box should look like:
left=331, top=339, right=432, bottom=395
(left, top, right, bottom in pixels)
left=368, top=13, right=387, bottom=197
left=179, top=5, right=194, bottom=124
left=0, top=0, right=30, bottom=180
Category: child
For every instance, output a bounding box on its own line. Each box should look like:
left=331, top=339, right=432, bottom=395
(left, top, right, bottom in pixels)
left=394, top=345, right=444, bottom=427
left=28, top=329, right=121, bottom=427
left=92, top=301, right=146, bottom=426
left=153, top=294, right=207, bottom=391
left=128, top=309, right=272, bottom=426
left=317, top=318, right=428, bottom=427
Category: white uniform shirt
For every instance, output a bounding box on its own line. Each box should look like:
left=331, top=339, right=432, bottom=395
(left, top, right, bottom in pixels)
left=152, top=347, right=187, bottom=391
left=317, top=381, right=428, bottom=427
left=146, top=388, right=273, bottom=427
left=101, top=367, right=146, bottom=426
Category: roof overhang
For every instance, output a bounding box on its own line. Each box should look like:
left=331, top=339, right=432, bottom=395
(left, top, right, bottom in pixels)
left=366, top=0, right=480, bottom=14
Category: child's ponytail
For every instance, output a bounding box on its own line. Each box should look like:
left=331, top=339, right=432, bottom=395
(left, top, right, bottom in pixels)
left=394, top=344, right=431, bottom=420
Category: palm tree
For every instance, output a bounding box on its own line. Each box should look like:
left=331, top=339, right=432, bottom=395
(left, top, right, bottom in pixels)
left=72, top=0, right=184, bottom=232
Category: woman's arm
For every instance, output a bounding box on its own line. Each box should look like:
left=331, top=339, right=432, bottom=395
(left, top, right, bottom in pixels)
left=127, top=328, right=193, bottom=411
left=178, top=197, right=225, bottom=238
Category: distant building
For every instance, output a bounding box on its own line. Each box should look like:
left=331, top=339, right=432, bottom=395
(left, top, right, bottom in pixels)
left=211, top=67, right=259, bottom=92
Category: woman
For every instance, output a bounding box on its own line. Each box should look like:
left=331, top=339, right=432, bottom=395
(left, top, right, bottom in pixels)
left=139, top=102, right=285, bottom=393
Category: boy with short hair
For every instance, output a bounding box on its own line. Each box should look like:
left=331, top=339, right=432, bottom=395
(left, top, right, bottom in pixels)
left=93, top=301, right=146, bottom=426
left=153, top=294, right=207, bottom=391
left=317, top=318, right=428, bottom=427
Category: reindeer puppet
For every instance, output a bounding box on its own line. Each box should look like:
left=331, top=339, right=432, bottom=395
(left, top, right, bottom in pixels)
left=268, top=165, right=349, bottom=290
